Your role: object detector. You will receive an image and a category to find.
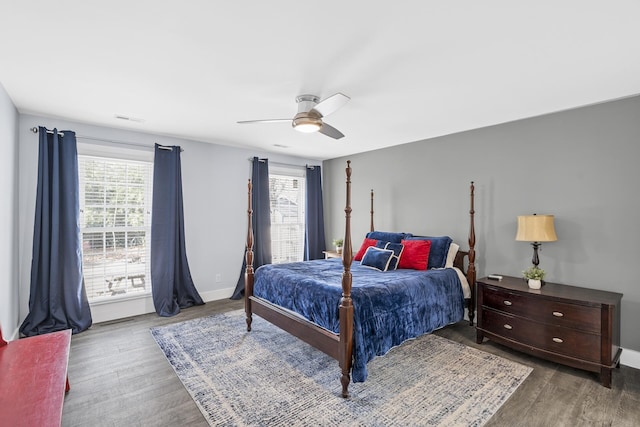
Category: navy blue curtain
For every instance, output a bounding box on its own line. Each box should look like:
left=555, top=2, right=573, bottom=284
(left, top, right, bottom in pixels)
left=231, top=157, right=271, bottom=299
left=304, top=165, right=326, bottom=260
left=20, top=127, right=92, bottom=336
left=151, top=144, right=203, bottom=316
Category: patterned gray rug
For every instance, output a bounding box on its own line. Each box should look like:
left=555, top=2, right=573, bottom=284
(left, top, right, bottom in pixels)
left=151, top=310, right=532, bottom=426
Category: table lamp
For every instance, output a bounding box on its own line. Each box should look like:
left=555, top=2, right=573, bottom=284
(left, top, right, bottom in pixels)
left=515, top=214, right=557, bottom=268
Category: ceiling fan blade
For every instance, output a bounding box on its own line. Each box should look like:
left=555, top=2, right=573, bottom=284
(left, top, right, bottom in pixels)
left=311, top=93, right=350, bottom=117
left=237, top=119, right=291, bottom=124
left=318, top=122, right=345, bottom=139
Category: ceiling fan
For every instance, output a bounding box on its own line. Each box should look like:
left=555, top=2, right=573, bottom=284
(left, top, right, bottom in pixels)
left=237, top=93, right=350, bottom=139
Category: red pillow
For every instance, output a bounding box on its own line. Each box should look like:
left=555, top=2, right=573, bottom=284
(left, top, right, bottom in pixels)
left=398, top=239, right=431, bottom=270
left=354, top=238, right=378, bottom=261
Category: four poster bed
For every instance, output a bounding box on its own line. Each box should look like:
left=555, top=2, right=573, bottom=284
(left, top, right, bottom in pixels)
left=243, top=161, right=476, bottom=398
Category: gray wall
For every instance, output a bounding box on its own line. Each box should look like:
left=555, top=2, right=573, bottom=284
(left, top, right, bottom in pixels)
left=0, top=83, right=19, bottom=339
left=16, top=114, right=317, bottom=323
left=323, top=95, right=640, bottom=353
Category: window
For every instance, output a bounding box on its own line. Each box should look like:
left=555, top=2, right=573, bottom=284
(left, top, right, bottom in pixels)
left=269, top=167, right=305, bottom=263
left=78, top=154, right=153, bottom=301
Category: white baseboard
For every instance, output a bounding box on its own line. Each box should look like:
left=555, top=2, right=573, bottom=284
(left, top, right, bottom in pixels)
left=90, top=286, right=235, bottom=324
left=621, top=347, right=640, bottom=370
left=199, top=287, right=236, bottom=303
left=90, top=294, right=156, bottom=323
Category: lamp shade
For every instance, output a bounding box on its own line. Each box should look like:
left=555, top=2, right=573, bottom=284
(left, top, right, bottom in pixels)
left=516, top=215, right=557, bottom=242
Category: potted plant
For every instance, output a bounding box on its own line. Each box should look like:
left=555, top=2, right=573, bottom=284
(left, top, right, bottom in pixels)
left=332, top=238, right=344, bottom=254
left=522, top=266, right=545, bottom=289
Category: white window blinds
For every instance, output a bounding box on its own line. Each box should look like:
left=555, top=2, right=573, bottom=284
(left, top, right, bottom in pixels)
left=78, top=155, right=153, bottom=301
left=269, top=167, right=306, bottom=263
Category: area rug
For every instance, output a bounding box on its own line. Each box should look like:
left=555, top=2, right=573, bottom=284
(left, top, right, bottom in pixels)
left=151, top=310, right=532, bottom=426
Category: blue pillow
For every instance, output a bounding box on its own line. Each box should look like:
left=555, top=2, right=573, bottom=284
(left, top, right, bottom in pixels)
left=366, top=231, right=412, bottom=244
left=375, top=241, right=404, bottom=270
left=361, top=247, right=394, bottom=271
left=406, top=236, right=452, bottom=269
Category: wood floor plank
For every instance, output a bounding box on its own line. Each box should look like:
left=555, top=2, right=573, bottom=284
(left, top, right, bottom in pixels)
left=483, top=361, right=556, bottom=426
left=61, top=299, right=640, bottom=426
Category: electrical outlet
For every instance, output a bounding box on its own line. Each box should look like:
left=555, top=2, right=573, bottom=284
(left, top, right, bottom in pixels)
left=215, top=274, right=221, bottom=283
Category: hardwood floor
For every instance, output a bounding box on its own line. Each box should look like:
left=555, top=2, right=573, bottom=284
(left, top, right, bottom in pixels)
left=437, top=323, right=640, bottom=427
left=62, top=300, right=640, bottom=426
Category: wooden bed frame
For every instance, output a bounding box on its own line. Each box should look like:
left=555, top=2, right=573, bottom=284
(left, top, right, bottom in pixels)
left=244, top=160, right=476, bottom=398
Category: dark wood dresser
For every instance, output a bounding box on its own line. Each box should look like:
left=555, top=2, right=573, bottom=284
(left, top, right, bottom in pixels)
left=476, top=275, right=622, bottom=387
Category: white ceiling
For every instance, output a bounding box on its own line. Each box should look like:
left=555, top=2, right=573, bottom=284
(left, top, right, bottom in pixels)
left=2, top=1, right=639, bottom=160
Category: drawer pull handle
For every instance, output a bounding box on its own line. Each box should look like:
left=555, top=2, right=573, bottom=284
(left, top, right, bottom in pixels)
left=552, top=337, right=564, bottom=343
left=503, top=300, right=512, bottom=306
left=552, top=311, right=564, bottom=317
left=503, top=324, right=513, bottom=330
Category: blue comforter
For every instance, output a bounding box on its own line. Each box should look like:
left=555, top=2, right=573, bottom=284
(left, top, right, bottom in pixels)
left=253, top=258, right=465, bottom=382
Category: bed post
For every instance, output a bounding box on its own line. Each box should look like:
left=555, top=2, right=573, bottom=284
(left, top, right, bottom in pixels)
left=370, top=189, right=374, bottom=232
left=339, top=161, right=354, bottom=398
left=245, top=179, right=254, bottom=332
left=467, top=181, right=476, bottom=326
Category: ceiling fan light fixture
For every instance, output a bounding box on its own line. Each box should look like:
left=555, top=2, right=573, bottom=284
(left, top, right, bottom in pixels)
left=292, top=114, right=322, bottom=133
left=238, top=93, right=349, bottom=139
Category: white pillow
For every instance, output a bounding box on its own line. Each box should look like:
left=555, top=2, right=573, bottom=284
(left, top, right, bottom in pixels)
left=444, top=243, right=460, bottom=268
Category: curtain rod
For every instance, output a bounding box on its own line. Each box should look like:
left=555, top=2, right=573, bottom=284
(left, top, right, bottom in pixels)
left=30, top=127, right=183, bottom=152
left=248, top=157, right=319, bottom=169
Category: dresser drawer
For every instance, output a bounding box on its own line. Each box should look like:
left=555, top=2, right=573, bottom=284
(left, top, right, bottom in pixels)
left=482, top=285, right=601, bottom=333
left=481, top=308, right=601, bottom=363
left=482, top=286, right=531, bottom=315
